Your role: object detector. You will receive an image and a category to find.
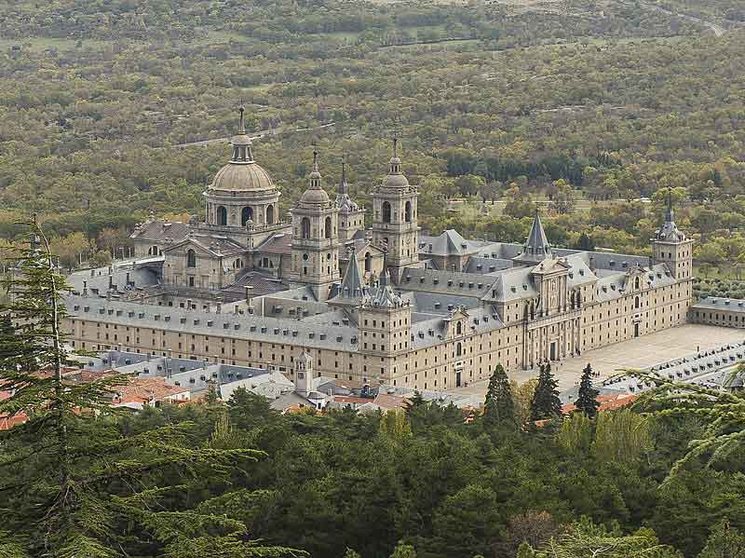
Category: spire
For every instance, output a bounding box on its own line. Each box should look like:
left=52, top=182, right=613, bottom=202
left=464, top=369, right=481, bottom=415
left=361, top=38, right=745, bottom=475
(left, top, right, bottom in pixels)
left=238, top=105, right=246, bottom=134
left=519, top=209, right=552, bottom=263
left=370, top=268, right=404, bottom=308
left=389, top=132, right=401, bottom=175
left=655, top=188, right=686, bottom=242
left=337, top=248, right=368, bottom=299
left=309, top=149, right=322, bottom=189
left=230, top=105, right=254, bottom=163
left=339, top=155, right=348, bottom=195
left=665, top=188, right=674, bottom=223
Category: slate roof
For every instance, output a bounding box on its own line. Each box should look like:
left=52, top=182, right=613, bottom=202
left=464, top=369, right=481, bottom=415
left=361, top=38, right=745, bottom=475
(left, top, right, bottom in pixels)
left=65, top=295, right=360, bottom=351
left=131, top=220, right=190, bottom=243
left=692, top=297, right=745, bottom=313
left=515, top=212, right=552, bottom=263
left=418, top=229, right=490, bottom=256
left=256, top=233, right=292, bottom=255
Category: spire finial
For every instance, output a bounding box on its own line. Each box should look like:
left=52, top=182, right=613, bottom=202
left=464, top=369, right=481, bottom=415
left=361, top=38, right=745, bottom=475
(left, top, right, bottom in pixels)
left=340, top=154, right=348, bottom=194
left=312, top=148, right=319, bottom=172
left=392, top=130, right=399, bottom=159
left=665, top=187, right=674, bottom=223
left=238, top=104, right=246, bottom=134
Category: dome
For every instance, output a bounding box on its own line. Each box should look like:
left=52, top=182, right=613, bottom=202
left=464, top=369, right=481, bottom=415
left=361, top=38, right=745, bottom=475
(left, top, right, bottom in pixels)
left=382, top=172, right=410, bottom=189
left=300, top=184, right=330, bottom=205
left=209, top=161, right=275, bottom=193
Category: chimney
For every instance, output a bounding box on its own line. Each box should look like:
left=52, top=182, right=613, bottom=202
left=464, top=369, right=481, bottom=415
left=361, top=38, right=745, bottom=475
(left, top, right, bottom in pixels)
left=126, top=272, right=131, bottom=286
left=216, top=302, right=222, bottom=314
left=186, top=298, right=192, bottom=311
left=82, top=280, right=88, bottom=296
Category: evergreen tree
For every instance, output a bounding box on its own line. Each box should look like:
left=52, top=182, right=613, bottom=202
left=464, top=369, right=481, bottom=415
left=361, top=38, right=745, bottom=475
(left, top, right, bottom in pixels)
left=530, top=363, right=562, bottom=421
left=0, top=223, right=304, bottom=557
left=575, top=363, right=600, bottom=418
left=483, top=363, right=517, bottom=428
left=698, top=520, right=745, bottom=558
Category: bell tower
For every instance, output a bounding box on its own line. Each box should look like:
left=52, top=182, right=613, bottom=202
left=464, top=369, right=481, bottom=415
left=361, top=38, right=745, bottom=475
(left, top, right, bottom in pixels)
left=371, top=136, right=420, bottom=283
left=289, top=151, right=341, bottom=301
left=651, top=191, right=693, bottom=280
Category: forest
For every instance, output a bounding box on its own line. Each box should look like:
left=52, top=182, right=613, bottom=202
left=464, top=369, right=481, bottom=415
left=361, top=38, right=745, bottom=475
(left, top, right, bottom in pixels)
left=1, top=235, right=744, bottom=558
left=0, top=0, right=742, bottom=283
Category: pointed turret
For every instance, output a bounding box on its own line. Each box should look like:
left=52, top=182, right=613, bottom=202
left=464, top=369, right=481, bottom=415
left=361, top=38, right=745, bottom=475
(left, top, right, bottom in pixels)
left=516, top=210, right=552, bottom=263
left=371, top=269, right=404, bottom=308
left=336, top=248, right=368, bottom=299
left=651, top=189, right=693, bottom=280
left=656, top=189, right=686, bottom=242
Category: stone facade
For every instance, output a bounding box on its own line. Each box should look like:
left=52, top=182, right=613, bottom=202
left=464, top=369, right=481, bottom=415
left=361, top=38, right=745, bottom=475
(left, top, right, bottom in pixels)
left=65, top=113, right=696, bottom=391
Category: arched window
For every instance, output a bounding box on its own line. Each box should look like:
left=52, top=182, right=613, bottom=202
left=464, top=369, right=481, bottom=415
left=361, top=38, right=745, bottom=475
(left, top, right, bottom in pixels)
left=364, top=252, right=372, bottom=273
left=186, top=249, right=196, bottom=268
left=404, top=200, right=412, bottom=222
left=217, top=206, right=227, bottom=226
left=266, top=205, right=274, bottom=225
left=301, top=217, right=311, bottom=239
left=149, top=245, right=158, bottom=256
left=635, top=295, right=640, bottom=309
left=325, top=216, right=332, bottom=239
left=456, top=321, right=462, bottom=335
left=382, top=201, right=392, bottom=223
left=241, top=206, right=253, bottom=226
left=456, top=342, right=462, bottom=357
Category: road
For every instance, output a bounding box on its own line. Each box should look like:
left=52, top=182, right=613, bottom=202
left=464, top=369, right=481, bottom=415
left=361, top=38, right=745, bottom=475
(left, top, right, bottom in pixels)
left=172, top=121, right=336, bottom=149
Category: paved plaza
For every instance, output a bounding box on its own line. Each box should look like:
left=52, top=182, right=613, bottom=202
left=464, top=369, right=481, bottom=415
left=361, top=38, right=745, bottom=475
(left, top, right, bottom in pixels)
left=458, top=324, right=745, bottom=397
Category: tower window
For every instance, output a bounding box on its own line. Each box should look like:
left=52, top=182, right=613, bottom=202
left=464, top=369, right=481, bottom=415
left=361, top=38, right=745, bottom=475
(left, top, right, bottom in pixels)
left=241, top=206, right=253, bottom=226
left=217, top=206, right=228, bottom=226
left=301, top=217, right=311, bottom=239
left=325, top=216, right=332, bottom=239
left=186, top=249, right=196, bottom=268
left=266, top=205, right=274, bottom=225
left=405, top=200, right=412, bottom=223
left=364, top=252, right=372, bottom=273
left=382, top=201, right=392, bottom=223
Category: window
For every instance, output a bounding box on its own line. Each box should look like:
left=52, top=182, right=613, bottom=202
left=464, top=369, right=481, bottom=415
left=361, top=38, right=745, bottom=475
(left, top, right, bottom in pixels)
left=404, top=200, right=412, bottom=222
left=217, top=206, right=228, bottom=226
left=266, top=205, right=274, bottom=224
left=241, top=206, right=253, bottom=226
left=382, top=201, right=392, bottom=223
left=186, top=249, right=196, bottom=268
left=325, top=216, right=332, bottom=239
left=301, top=217, right=311, bottom=239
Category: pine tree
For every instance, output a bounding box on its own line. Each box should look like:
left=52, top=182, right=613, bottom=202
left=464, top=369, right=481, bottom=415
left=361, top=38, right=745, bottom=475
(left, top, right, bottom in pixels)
left=575, top=363, right=600, bottom=418
left=530, top=363, right=562, bottom=421
left=0, top=222, right=305, bottom=557
left=483, top=363, right=517, bottom=428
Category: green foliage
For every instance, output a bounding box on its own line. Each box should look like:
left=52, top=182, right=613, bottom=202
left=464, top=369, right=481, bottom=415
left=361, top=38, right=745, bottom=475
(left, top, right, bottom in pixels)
left=592, top=409, right=652, bottom=464
left=530, top=363, right=562, bottom=421
left=483, top=363, right=517, bottom=429
left=698, top=520, right=745, bottom=558
left=574, top=363, right=600, bottom=418
left=531, top=517, right=682, bottom=557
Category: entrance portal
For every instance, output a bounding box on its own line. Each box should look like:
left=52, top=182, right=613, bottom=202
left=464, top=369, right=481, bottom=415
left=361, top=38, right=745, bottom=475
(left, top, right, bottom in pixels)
left=634, top=323, right=640, bottom=338
left=549, top=341, right=557, bottom=361
left=455, top=371, right=462, bottom=387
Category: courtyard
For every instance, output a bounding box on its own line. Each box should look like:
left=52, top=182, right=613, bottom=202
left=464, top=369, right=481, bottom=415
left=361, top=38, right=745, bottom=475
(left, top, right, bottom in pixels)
left=458, top=324, right=745, bottom=397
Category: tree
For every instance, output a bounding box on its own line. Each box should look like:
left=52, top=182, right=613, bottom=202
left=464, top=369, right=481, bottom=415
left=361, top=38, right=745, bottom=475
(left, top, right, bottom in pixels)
left=390, top=542, right=417, bottom=558
left=574, top=363, right=600, bottom=418
left=530, top=363, right=562, bottom=421
left=483, top=363, right=517, bottom=428
left=0, top=222, right=302, bottom=557
left=530, top=518, right=681, bottom=557
left=698, top=520, right=745, bottom=558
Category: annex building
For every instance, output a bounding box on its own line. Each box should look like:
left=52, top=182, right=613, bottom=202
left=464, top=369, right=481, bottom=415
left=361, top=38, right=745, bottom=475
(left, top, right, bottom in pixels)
left=63, top=110, right=694, bottom=391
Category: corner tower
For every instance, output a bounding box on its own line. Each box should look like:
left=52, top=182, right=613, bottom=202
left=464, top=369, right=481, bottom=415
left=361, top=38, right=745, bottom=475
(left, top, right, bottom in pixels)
left=289, top=151, right=341, bottom=300
left=651, top=191, right=693, bottom=280
left=371, top=136, right=420, bottom=283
